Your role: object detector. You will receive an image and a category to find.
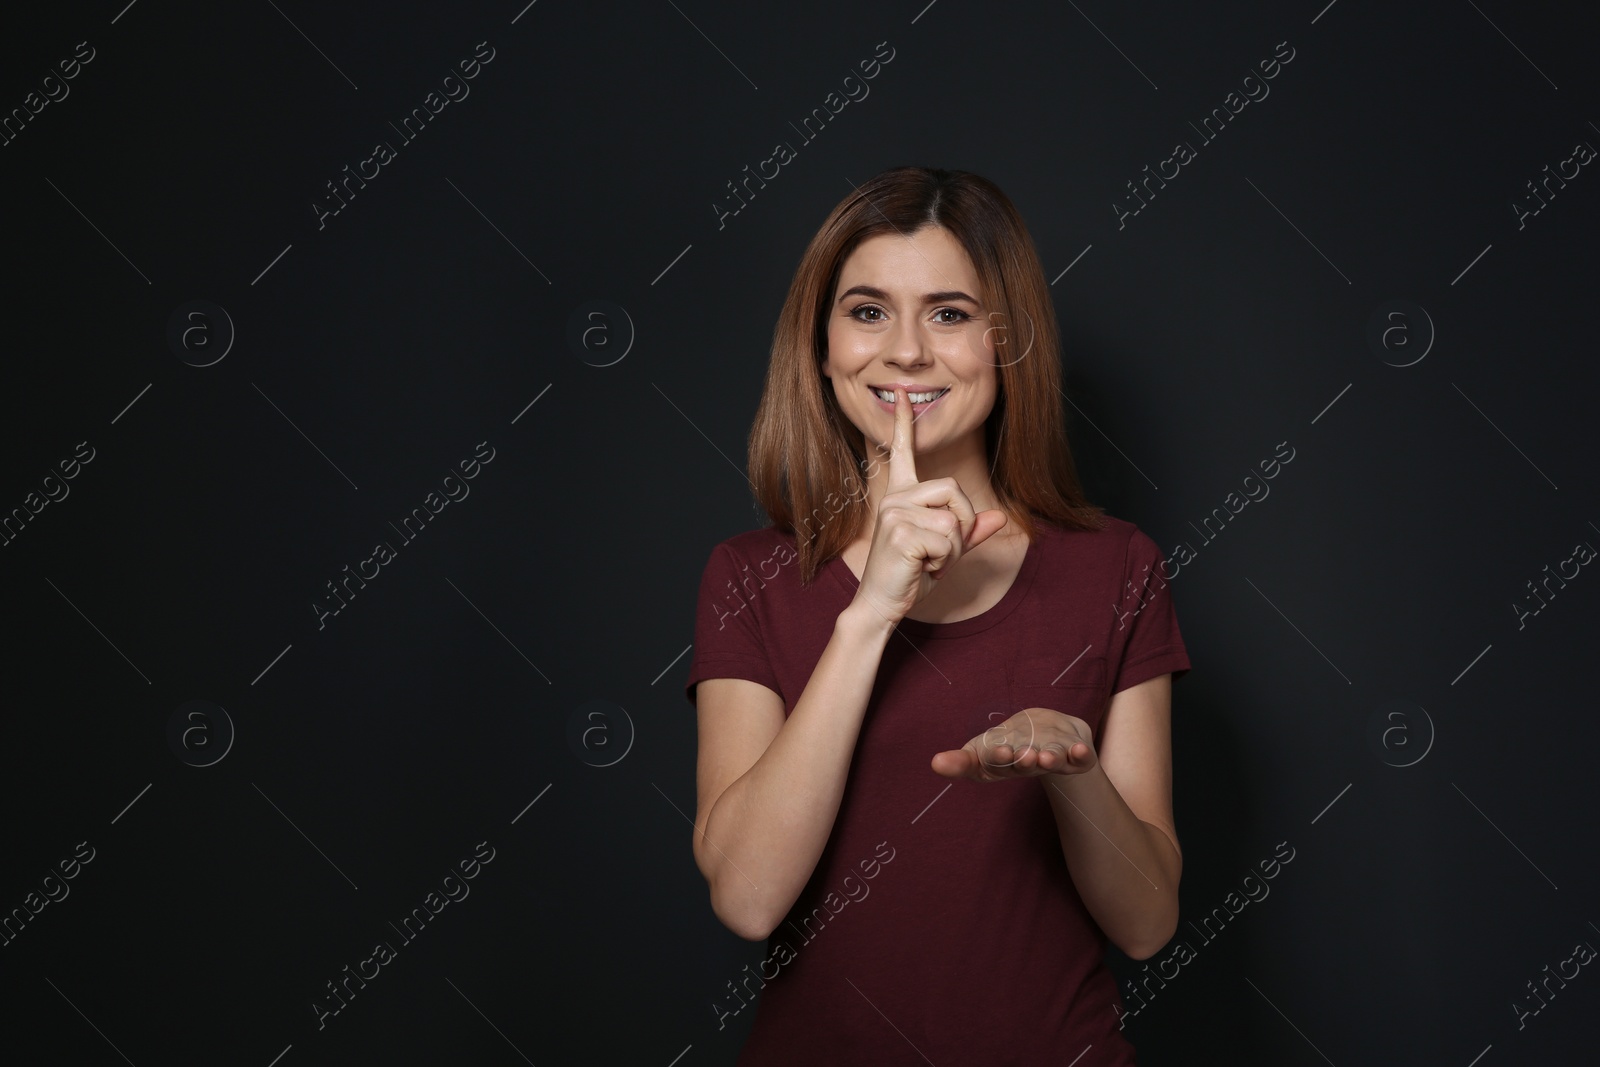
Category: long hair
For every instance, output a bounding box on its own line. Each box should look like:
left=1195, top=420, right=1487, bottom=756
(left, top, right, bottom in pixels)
left=748, top=165, right=1107, bottom=585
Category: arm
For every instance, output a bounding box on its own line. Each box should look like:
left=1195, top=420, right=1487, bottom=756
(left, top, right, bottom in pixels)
left=1039, top=672, right=1181, bottom=959
left=694, top=600, right=894, bottom=941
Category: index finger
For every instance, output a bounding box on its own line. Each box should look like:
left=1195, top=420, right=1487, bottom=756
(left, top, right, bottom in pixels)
left=887, top=386, right=918, bottom=491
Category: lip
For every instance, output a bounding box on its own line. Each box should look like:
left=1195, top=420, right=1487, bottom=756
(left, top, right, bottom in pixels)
left=867, top=384, right=950, bottom=414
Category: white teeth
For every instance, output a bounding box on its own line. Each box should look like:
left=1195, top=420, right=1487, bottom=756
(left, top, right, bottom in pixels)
left=871, top=387, right=948, bottom=404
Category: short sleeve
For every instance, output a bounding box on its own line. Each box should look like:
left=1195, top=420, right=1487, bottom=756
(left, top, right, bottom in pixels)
left=683, top=542, right=782, bottom=708
left=1110, top=529, right=1192, bottom=695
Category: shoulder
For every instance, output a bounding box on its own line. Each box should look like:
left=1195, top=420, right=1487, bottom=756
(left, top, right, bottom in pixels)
left=1034, top=511, right=1154, bottom=565
left=699, top=526, right=797, bottom=569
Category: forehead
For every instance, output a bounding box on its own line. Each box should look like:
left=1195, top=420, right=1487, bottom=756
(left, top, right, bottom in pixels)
left=834, top=226, right=979, bottom=294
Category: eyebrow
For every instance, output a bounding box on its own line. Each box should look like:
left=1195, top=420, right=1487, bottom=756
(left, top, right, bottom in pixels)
left=835, top=284, right=981, bottom=306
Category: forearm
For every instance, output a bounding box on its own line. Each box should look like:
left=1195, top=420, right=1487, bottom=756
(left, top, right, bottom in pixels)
left=705, top=601, right=894, bottom=940
left=1040, top=765, right=1180, bottom=959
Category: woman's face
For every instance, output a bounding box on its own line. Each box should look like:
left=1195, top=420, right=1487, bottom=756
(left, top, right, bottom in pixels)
left=821, top=224, right=998, bottom=461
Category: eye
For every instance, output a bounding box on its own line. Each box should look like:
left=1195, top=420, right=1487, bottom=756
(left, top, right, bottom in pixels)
left=933, top=307, right=972, bottom=324
left=848, top=304, right=887, bottom=322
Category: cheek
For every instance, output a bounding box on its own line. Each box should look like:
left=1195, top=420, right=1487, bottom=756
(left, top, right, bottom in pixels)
left=955, top=362, right=997, bottom=400
left=962, top=320, right=998, bottom=362
left=826, top=327, right=868, bottom=368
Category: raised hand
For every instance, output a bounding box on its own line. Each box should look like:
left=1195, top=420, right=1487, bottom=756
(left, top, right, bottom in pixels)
left=851, top=386, right=1010, bottom=624
left=931, top=707, right=1098, bottom=781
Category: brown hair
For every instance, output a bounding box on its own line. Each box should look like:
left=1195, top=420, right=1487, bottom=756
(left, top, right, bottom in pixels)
left=748, top=165, right=1106, bottom=584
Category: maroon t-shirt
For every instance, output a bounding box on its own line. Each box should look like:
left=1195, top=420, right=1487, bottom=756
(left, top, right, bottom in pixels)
left=685, top=514, right=1192, bottom=1065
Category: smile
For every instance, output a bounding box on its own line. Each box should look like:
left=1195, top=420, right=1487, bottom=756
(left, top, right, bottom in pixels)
left=868, top=385, right=950, bottom=408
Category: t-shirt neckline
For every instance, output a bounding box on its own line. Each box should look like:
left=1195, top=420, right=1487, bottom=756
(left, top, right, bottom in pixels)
left=823, top=523, right=1046, bottom=639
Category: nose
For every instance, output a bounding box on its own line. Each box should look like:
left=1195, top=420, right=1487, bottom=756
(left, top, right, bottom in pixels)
left=883, top=313, right=932, bottom=371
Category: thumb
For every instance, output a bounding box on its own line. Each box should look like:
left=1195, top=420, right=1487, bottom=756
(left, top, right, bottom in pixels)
left=931, top=748, right=979, bottom=778
left=963, top=509, right=1010, bottom=551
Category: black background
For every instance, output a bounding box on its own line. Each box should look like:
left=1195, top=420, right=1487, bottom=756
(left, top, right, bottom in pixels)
left=2, top=1, right=1596, bottom=1064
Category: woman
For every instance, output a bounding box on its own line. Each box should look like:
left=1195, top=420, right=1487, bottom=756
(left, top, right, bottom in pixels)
left=685, top=165, right=1192, bottom=1065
